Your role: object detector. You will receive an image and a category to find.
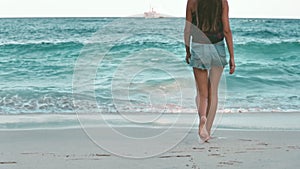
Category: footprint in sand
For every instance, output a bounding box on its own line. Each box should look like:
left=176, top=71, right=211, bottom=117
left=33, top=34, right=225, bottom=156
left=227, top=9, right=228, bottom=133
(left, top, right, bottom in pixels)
left=188, top=157, right=201, bottom=169
left=239, top=139, right=252, bottom=142
left=0, top=161, right=17, bottom=164
left=246, top=147, right=266, bottom=151
left=234, top=151, right=247, bottom=154
left=257, top=142, right=269, bottom=146
left=66, top=154, right=111, bottom=161
left=208, top=153, right=224, bottom=157
left=218, top=160, right=243, bottom=166
left=287, top=145, right=300, bottom=149
left=192, top=147, right=205, bottom=151
left=159, top=154, right=191, bottom=158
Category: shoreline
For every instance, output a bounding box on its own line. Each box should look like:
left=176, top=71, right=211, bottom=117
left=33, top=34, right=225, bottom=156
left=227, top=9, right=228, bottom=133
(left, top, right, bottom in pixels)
left=1, top=112, right=299, bottom=131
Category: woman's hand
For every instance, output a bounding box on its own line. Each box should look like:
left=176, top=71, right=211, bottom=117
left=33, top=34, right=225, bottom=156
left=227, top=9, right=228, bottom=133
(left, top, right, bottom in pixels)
left=186, top=52, right=191, bottom=64
left=229, top=58, right=235, bottom=74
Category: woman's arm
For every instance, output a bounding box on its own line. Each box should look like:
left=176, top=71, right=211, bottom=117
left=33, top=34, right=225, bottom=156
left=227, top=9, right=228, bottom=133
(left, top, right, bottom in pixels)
left=184, top=0, right=193, bottom=64
left=222, top=0, right=235, bottom=74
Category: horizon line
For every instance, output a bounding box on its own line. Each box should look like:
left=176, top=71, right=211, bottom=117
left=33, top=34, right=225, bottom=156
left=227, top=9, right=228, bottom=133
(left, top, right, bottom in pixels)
left=0, top=16, right=299, bottom=20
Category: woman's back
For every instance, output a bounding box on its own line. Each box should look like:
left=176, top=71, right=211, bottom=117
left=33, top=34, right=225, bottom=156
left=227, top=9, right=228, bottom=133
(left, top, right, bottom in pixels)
left=191, top=0, right=224, bottom=44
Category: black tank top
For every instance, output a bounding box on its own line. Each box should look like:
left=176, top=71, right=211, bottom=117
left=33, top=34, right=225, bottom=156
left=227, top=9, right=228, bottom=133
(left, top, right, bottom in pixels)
left=191, top=12, right=224, bottom=44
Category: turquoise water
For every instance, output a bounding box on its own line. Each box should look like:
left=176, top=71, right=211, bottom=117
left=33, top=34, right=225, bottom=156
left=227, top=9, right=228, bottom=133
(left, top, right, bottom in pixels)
left=0, top=18, right=299, bottom=114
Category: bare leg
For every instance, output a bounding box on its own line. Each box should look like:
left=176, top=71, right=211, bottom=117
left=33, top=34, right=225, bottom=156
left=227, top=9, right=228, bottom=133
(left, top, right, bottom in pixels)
left=193, top=68, right=209, bottom=142
left=206, top=79, right=211, bottom=119
left=206, top=66, right=224, bottom=136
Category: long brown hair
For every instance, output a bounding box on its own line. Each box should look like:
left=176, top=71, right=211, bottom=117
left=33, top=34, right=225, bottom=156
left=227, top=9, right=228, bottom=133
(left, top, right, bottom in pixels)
left=197, top=0, right=223, bottom=32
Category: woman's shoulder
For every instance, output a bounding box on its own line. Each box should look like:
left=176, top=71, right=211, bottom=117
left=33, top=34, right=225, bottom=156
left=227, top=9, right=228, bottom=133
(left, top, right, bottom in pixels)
left=187, top=0, right=197, bottom=4
left=187, top=0, right=197, bottom=11
left=187, top=0, right=197, bottom=7
left=222, top=0, right=228, bottom=7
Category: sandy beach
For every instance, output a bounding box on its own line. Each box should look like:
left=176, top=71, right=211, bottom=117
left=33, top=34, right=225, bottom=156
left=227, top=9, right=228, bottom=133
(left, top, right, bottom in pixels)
left=1, top=113, right=299, bottom=169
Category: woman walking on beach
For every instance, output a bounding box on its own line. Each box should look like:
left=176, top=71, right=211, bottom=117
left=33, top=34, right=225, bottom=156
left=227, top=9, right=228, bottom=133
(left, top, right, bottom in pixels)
left=184, top=0, right=235, bottom=142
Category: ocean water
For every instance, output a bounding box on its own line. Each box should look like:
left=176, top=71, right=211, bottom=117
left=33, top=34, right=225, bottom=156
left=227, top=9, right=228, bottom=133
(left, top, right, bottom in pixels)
left=0, top=17, right=299, bottom=114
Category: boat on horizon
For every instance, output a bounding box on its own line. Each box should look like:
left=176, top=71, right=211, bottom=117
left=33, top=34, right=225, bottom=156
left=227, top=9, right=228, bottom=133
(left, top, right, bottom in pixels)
left=144, top=7, right=164, bottom=19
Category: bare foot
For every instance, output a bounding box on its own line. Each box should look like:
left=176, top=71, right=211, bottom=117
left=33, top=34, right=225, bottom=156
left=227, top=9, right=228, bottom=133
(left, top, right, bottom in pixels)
left=199, top=116, right=210, bottom=142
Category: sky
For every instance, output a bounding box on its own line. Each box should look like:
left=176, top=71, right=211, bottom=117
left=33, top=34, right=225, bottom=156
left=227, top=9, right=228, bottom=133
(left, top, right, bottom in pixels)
left=0, top=0, right=299, bottom=19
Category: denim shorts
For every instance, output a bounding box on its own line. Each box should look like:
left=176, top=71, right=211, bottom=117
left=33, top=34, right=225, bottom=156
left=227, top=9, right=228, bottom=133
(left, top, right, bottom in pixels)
left=189, top=40, right=228, bottom=70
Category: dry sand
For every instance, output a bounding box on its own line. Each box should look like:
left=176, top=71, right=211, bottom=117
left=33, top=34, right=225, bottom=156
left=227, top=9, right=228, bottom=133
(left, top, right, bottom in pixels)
left=1, top=126, right=299, bottom=169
